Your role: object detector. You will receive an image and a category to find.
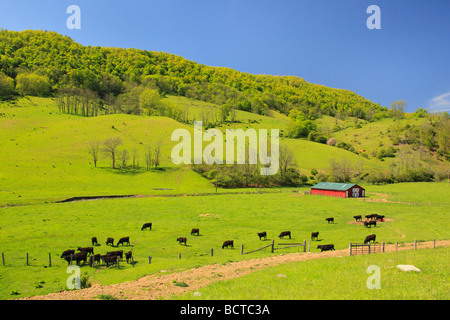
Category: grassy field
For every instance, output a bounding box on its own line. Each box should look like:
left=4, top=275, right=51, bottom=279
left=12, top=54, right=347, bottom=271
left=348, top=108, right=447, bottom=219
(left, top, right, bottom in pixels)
left=0, top=188, right=448, bottom=300
left=175, top=246, right=449, bottom=300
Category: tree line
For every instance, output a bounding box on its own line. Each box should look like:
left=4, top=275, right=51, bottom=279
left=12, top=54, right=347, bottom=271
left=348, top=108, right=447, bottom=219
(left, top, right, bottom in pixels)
left=89, top=137, right=163, bottom=171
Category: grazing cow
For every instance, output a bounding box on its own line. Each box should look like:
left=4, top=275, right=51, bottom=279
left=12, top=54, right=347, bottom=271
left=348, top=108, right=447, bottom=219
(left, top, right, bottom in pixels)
left=106, top=238, right=114, bottom=246
left=191, top=228, right=200, bottom=236
left=317, top=244, right=335, bottom=252
left=91, top=237, right=98, bottom=246
left=365, top=214, right=375, bottom=220
left=77, top=246, right=94, bottom=255
left=364, top=234, right=376, bottom=244
left=102, top=255, right=119, bottom=267
left=125, top=251, right=133, bottom=263
left=141, top=223, right=152, bottom=231
left=117, top=237, right=130, bottom=246
left=61, top=249, right=75, bottom=258
left=222, top=240, right=234, bottom=249
left=279, top=231, right=291, bottom=239
left=73, top=252, right=88, bottom=265
left=376, top=215, right=385, bottom=221
left=364, top=220, right=377, bottom=228
left=353, top=215, right=362, bottom=221
left=177, top=237, right=187, bottom=245
left=326, top=217, right=334, bottom=223
left=257, top=232, right=267, bottom=240
left=311, top=232, right=319, bottom=241
left=89, top=254, right=101, bottom=267
left=106, top=250, right=123, bottom=259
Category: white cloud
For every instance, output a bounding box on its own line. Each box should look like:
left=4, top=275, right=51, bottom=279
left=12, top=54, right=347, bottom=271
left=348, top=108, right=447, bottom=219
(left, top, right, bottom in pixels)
left=428, top=92, right=450, bottom=113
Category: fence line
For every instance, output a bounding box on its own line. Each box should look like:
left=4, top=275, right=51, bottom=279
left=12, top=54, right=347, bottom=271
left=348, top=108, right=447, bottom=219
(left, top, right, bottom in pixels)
left=1, top=239, right=443, bottom=267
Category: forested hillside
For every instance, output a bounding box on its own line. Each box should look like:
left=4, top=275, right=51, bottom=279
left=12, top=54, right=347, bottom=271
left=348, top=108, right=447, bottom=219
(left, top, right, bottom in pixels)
left=1, top=29, right=449, bottom=189
left=0, top=29, right=387, bottom=120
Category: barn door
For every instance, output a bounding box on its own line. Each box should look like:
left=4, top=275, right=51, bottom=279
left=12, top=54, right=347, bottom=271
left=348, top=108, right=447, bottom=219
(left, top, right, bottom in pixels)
left=352, top=188, right=359, bottom=198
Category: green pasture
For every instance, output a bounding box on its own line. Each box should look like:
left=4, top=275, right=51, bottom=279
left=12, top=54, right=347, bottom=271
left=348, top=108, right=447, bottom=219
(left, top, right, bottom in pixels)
left=0, top=96, right=391, bottom=206
left=176, top=246, right=449, bottom=300
left=0, top=189, right=448, bottom=299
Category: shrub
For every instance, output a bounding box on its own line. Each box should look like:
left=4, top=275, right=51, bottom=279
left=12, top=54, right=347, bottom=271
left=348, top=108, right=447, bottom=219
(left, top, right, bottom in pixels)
left=327, top=138, right=337, bottom=146
left=16, top=73, right=51, bottom=96
left=0, top=73, right=15, bottom=99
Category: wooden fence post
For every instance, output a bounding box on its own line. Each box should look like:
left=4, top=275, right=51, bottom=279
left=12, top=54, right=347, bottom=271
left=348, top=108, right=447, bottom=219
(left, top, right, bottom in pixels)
left=210, top=248, right=213, bottom=257
left=131, top=256, right=135, bottom=267
left=178, top=253, right=181, bottom=259
left=414, top=240, right=417, bottom=250
left=49, top=253, right=51, bottom=267
left=2, top=253, right=4, bottom=266
left=382, top=242, right=385, bottom=253
left=26, top=253, right=29, bottom=266
left=349, top=242, right=352, bottom=256
left=396, top=241, right=398, bottom=252
left=433, top=239, right=436, bottom=249
left=241, top=244, right=244, bottom=255
left=148, top=256, right=152, bottom=264
left=117, top=256, right=120, bottom=269
left=303, top=240, right=306, bottom=253
left=308, top=240, right=311, bottom=252
left=271, top=240, right=274, bottom=253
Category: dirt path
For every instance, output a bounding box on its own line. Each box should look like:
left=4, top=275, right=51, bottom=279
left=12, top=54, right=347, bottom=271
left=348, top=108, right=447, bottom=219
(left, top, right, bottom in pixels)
left=19, top=240, right=449, bottom=300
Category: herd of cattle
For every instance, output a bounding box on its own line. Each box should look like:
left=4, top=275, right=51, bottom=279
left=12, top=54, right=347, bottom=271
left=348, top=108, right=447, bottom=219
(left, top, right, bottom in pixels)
left=60, top=235, right=134, bottom=268
left=60, top=215, right=384, bottom=268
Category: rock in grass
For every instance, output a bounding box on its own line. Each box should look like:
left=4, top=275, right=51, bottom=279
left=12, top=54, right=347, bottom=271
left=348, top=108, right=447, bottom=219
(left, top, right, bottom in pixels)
left=397, top=265, right=421, bottom=272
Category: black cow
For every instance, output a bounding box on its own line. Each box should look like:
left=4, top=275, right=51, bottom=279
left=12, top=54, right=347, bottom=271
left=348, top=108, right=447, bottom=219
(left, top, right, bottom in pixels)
left=222, top=240, right=234, bottom=249
left=177, top=237, right=187, bottom=245
left=125, top=251, right=133, bottom=263
left=102, top=255, right=119, bottom=267
left=89, top=254, right=101, bottom=267
left=141, top=223, right=152, bottom=231
left=77, top=247, right=94, bottom=255
left=317, top=244, right=335, bottom=252
left=62, top=254, right=74, bottom=265
left=326, top=217, right=334, bottom=223
left=375, top=215, right=385, bottom=221
left=257, top=231, right=267, bottom=240
left=364, top=220, right=377, bottom=228
left=117, top=237, right=130, bottom=246
left=364, top=234, right=376, bottom=244
left=311, top=232, right=319, bottom=241
left=106, top=238, right=114, bottom=246
left=106, top=250, right=123, bottom=259
left=191, top=228, right=200, bottom=236
left=353, top=215, right=362, bottom=221
left=61, top=249, right=75, bottom=258
left=91, top=237, right=98, bottom=246
left=73, top=252, right=88, bottom=265
left=365, top=214, right=375, bottom=220
left=278, top=231, right=291, bottom=239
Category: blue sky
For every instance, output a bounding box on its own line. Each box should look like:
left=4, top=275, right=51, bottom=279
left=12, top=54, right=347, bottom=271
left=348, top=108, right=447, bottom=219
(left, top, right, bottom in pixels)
left=1, top=0, right=449, bottom=112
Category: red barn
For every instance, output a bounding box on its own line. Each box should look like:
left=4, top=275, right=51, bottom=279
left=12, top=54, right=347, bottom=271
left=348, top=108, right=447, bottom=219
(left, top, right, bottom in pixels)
left=311, top=182, right=365, bottom=198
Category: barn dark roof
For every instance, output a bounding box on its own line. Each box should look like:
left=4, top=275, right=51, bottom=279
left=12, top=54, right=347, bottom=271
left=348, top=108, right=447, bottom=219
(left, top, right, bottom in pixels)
left=311, top=182, right=361, bottom=191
